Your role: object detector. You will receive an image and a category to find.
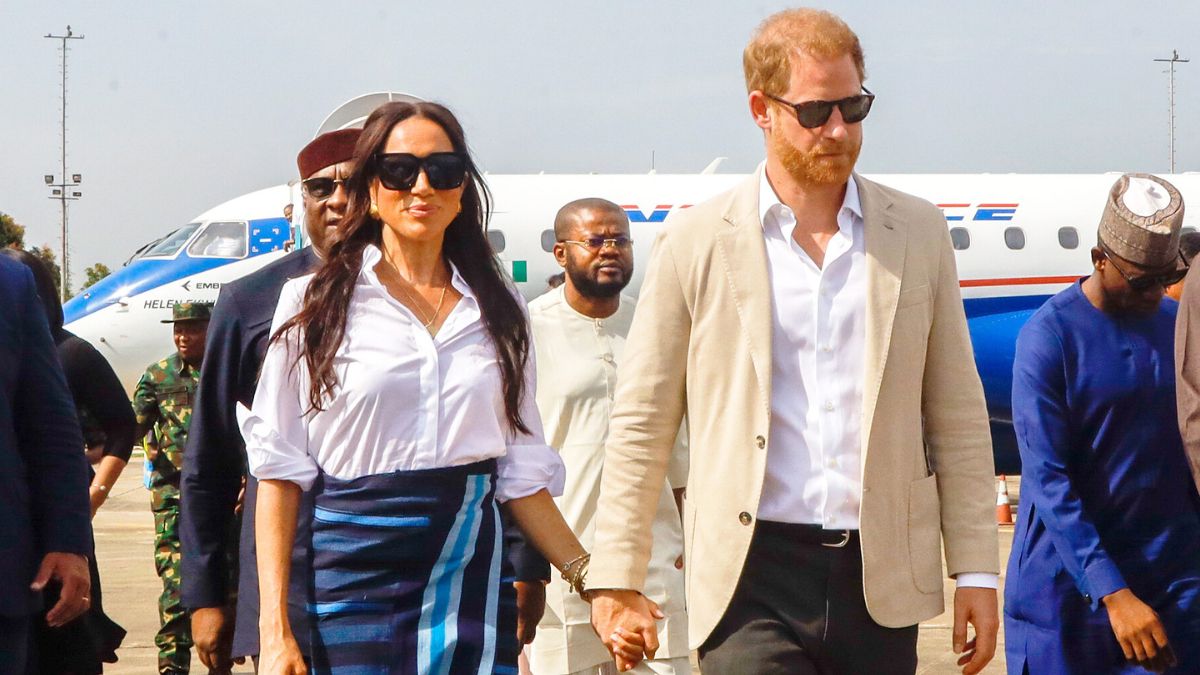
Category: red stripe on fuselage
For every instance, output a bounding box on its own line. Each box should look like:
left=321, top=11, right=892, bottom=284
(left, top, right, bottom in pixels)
left=959, top=275, right=1080, bottom=288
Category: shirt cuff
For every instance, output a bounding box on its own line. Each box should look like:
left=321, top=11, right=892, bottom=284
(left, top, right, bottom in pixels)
left=954, top=572, right=999, bottom=589
left=496, top=443, right=566, bottom=503
left=1083, top=559, right=1128, bottom=610
left=237, top=404, right=318, bottom=492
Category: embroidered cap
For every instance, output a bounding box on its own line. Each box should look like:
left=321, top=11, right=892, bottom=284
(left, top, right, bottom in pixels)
left=1098, top=173, right=1185, bottom=269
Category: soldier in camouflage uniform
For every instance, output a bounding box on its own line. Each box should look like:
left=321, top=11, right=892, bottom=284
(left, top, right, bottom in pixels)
left=134, top=302, right=212, bottom=675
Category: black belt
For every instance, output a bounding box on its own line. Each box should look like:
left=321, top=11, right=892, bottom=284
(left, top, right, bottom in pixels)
left=758, top=520, right=858, bottom=548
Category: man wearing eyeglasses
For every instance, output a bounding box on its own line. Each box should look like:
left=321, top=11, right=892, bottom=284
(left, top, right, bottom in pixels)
left=1008, top=174, right=1200, bottom=674
left=179, top=129, right=359, bottom=673
left=587, top=8, right=999, bottom=675
left=525, top=199, right=689, bottom=675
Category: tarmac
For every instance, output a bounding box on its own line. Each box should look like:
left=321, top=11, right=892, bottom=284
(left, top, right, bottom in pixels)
left=93, top=458, right=1017, bottom=674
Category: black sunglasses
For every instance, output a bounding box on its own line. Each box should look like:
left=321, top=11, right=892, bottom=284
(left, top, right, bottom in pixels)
left=1102, top=245, right=1188, bottom=292
left=374, top=152, right=468, bottom=191
left=765, top=87, right=875, bottom=129
left=301, top=176, right=346, bottom=201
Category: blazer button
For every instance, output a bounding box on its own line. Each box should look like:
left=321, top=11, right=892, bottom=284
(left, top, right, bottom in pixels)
left=1084, top=594, right=1092, bottom=603
left=755, top=435, right=766, bottom=449
left=739, top=512, right=753, bottom=526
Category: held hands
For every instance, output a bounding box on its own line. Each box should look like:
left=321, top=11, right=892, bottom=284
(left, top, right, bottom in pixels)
left=952, top=586, right=998, bottom=675
left=589, top=589, right=664, bottom=672
left=31, top=552, right=91, bottom=627
left=1103, top=588, right=1177, bottom=673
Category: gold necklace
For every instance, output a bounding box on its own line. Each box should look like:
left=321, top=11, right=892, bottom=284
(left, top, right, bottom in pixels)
left=391, top=264, right=450, bottom=329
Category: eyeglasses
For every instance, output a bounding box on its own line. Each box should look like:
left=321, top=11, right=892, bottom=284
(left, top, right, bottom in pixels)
left=765, top=87, right=875, bottom=129
left=374, top=152, right=468, bottom=191
left=560, top=236, right=634, bottom=252
left=301, top=176, right=347, bottom=201
left=1102, top=246, right=1188, bottom=292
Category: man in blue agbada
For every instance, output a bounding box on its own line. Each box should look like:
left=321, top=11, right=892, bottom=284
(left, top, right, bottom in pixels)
left=1006, top=173, right=1200, bottom=674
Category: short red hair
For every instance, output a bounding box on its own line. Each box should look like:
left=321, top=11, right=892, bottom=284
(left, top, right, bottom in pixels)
left=743, top=8, right=866, bottom=96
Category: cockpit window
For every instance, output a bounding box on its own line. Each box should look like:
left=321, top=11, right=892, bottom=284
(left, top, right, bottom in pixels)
left=187, top=221, right=248, bottom=259
left=141, top=223, right=202, bottom=258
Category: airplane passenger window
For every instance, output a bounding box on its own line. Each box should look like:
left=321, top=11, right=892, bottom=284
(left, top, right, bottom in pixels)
left=949, top=228, right=971, bottom=251
left=142, top=223, right=202, bottom=258
left=541, top=230, right=556, bottom=253
left=486, top=230, right=506, bottom=253
left=187, top=221, right=248, bottom=258
left=1057, top=227, right=1079, bottom=249
left=1004, top=227, right=1026, bottom=250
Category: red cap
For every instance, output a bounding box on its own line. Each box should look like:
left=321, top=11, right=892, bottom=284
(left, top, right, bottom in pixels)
left=297, top=128, right=362, bottom=179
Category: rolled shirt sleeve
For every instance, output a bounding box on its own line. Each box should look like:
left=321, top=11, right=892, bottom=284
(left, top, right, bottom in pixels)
left=240, top=280, right=320, bottom=491
left=496, top=338, right=565, bottom=503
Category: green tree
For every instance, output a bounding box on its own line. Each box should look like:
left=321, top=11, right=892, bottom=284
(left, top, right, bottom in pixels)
left=0, top=212, right=26, bottom=249
left=29, top=245, right=68, bottom=299
left=82, top=262, right=111, bottom=290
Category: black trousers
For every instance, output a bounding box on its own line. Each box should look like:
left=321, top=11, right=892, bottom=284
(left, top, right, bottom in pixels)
left=699, top=521, right=918, bottom=675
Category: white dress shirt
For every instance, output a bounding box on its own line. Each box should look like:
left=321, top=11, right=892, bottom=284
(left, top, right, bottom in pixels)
left=240, top=244, right=565, bottom=503
left=526, top=287, right=688, bottom=673
left=758, top=171, right=996, bottom=588
left=758, top=170, right=867, bottom=528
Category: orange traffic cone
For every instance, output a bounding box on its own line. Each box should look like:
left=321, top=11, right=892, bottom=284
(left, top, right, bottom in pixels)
left=995, top=475, right=1014, bottom=525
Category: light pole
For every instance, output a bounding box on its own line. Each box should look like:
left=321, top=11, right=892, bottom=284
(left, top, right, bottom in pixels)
left=1153, top=50, right=1189, bottom=174
left=44, top=25, right=84, bottom=301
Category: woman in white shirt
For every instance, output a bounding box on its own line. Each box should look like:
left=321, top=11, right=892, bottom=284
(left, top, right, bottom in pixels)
left=242, top=101, right=605, bottom=674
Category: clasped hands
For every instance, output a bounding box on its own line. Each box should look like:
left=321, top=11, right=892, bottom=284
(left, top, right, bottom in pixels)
left=589, top=589, right=664, bottom=672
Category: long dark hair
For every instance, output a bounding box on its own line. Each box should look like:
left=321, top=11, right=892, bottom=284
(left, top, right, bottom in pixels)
left=0, top=248, right=65, bottom=336
left=275, top=101, right=531, bottom=434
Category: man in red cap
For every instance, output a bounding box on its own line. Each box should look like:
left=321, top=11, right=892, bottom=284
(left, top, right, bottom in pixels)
left=179, top=128, right=359, bottom=673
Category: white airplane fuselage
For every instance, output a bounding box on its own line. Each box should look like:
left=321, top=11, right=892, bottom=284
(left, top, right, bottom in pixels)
left=64, top=172, right=1200, bottom=473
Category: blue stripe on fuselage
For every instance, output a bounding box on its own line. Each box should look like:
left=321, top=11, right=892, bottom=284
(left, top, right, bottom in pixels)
left=63, top=255, right=233, bottom=324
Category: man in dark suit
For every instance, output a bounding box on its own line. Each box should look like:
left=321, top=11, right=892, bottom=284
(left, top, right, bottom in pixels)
left=0, top=255, right=93, bottom=672
left=180, top=128, right=360, bottom=672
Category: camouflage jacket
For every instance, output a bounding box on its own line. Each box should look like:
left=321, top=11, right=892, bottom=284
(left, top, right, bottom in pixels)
left=133, top=352, right=200, bottom=488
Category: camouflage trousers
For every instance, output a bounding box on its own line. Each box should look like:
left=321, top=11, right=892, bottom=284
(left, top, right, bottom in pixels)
left=152, top=482, right=192, bottom=674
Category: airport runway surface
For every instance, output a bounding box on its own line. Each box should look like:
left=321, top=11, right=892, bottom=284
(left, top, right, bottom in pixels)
left=93, top=458, right=1016, bottom=674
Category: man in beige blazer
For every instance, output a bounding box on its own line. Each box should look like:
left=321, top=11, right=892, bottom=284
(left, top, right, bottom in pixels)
left=587, top=8, right=999, bottom=674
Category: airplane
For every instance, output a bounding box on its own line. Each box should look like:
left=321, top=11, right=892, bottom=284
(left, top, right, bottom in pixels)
left=61, top=97, right=1200, bottom=474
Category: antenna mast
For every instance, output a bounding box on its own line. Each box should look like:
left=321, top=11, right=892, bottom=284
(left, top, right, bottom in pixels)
left=44, top=25, right=84, bottom=300
left=1153, top=50, right=1188, bottom=174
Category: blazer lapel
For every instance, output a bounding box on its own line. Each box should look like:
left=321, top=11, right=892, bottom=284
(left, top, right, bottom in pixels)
left=715, top=168, right=773, bottom=411
left=858, top=174, right=906, bottom=465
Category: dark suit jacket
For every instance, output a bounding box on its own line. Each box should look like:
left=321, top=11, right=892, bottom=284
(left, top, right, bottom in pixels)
left=180, top=248, right=319, bottom=657
left=0, top=257, right=91, bottom=617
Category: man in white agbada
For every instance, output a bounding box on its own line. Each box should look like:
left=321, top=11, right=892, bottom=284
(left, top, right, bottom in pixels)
left=525, top=199, right=689, bottom=675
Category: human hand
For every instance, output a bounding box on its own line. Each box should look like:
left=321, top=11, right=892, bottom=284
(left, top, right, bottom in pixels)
left=31, top=552, right=91, bottom=627
left=590, top=589, right=663, bottom=672
left=514, top=581, right=547, bottom=645
left=192, top=606, right=243, bottom=673
left=258, top=629, right=307, bottom=675
left=1103, top=588, right=1175, bottom=672
left=952, top=586, right=998, bottom=675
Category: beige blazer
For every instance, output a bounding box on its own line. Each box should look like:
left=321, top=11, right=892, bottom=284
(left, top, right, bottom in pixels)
left=589, top=166, right=999, bottom=646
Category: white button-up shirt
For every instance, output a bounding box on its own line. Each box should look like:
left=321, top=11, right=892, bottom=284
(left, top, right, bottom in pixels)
left=757, top=171, right=997, bottom=589
left=757, top=171, right=867, bottom=529
left=240, top=244, right=565, bottom=503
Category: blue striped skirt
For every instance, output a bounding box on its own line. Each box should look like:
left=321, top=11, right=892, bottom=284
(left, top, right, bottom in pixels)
left=307, top=459, right=519, bottom=674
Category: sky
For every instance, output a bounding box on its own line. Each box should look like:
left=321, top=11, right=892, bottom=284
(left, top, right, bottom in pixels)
left=1, top=1, right=1198, bottom=282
